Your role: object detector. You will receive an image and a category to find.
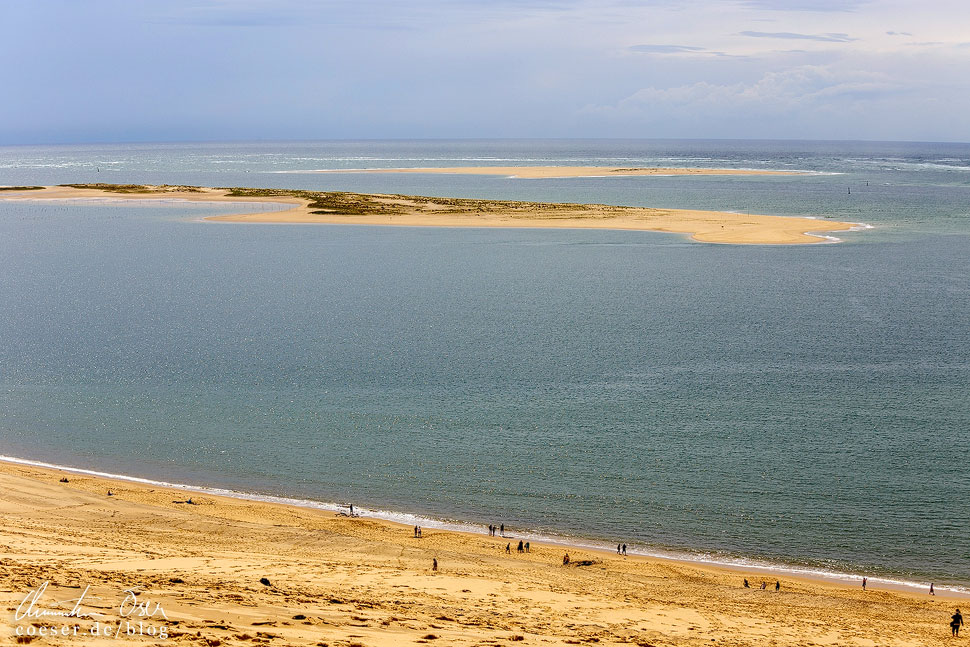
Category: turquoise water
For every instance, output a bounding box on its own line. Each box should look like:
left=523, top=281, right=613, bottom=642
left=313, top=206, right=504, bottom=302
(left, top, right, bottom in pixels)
left=1, top=140, right=969, bottom=588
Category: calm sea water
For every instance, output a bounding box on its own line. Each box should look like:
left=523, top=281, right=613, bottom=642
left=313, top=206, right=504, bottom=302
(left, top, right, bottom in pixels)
left=1, top=140, right=969, bottom=587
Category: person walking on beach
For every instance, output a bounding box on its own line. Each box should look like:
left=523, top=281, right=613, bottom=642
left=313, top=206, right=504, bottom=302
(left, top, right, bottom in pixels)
left=517, top=540, right=524, bottom=553
left=862, top=577, right=867, bottom=591
left=760, top=581, right=767, bottom=590
left=500, top=523, right=504, bottom=536
left=563, top=553, right=570, bottom=566
left=930, top=583, right=935, bottom=596
left=506, top=543, right=511, bottom=554
left=775, top=580, right=780, bottom=591
left=622, top=544, right=627, bottom=556
left=617, top=544, right=622, bottom=554
left=744, top=579, right=750, bottom=588
left=951, top=609, right=963, bottom=636
left=432, top=558, right=438, bottom=572
left=414, top=525, right=419, bottom=538
left=525, top=542, right=530, bottom=553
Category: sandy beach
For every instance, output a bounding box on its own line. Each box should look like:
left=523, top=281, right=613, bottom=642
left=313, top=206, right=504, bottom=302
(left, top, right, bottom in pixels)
left=1, top=185, right=861, bottom=245
left=0, top=460, right=960, bottom=647
left=295, top=166, right=802, bottom=179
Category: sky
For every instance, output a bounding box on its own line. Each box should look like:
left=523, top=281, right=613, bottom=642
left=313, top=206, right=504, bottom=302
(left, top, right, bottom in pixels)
left=3, top=0, right=970, bottom=144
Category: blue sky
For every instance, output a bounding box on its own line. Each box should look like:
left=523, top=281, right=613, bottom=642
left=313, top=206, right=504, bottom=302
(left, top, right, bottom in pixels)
left=3, top=0, right=969, bottom=143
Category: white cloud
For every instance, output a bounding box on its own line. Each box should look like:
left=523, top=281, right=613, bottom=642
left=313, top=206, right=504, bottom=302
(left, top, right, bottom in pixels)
left=739, top=31, right=857, bottom=42
left=590, top=66, right=905, bottom=118
left=575, top=64, right=949, bottom=139
left=740, top=0, right=871, bottom=11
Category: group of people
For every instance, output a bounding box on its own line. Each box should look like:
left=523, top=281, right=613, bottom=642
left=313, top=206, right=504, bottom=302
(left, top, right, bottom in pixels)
left=616, top=544, right=627, bottom=555
left=742, top=579, right=780, bottom=591
left=413, top=525, right=423, bottom=537
left=505, top=540, right=531, bottom=554
left=488, top=524, right=504, bottom=537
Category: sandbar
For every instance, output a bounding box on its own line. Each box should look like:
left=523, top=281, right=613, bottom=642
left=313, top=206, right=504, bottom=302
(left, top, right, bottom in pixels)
left=294, top=166, right=802, bottom=178
left=2, top=185, right=863, bottom=245
left=0, top=460, right=958, bottom=647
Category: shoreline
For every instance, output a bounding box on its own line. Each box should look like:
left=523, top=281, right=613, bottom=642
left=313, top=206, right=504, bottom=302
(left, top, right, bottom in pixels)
left=1, top=456, right=962, bottom=646
left=2, top=453, right=962, bottom=600
left=0, top=184, right=865, bottom=245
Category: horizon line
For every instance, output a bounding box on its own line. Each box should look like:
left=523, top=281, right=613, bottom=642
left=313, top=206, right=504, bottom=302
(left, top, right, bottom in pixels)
left=3, top=136, right=970, bottom=148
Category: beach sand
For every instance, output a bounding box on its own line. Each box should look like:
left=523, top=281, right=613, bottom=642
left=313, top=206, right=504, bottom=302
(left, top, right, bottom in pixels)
left=0, top=461, right=959, bottom=646
left=297, top=166, right=801, bottom=179
left=2, top=185, right=861, bottom=245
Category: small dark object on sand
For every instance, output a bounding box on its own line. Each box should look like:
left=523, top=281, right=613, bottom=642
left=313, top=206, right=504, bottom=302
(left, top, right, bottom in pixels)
left=292, top=614, right=306, bottom=620
left=259, top=577, right=272, bottom=587
left=59, top=477, right=69, bottom=483
left=169, top=577, right=184, bottom=584
left=107, top=490, right=113, bottom=496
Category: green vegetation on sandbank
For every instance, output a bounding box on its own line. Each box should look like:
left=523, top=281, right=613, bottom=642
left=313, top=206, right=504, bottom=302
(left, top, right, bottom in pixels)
left=61, top=183, right=604, bottom=217
left=61, top=183, right=205, bottom=194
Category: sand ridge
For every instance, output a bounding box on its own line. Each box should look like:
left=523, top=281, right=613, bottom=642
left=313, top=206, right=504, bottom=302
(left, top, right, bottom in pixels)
left=0, top=461, right=960, bottom=647
left=1, top=184, right=863, bottom=245
left=294, top=166, right=804, bottom=179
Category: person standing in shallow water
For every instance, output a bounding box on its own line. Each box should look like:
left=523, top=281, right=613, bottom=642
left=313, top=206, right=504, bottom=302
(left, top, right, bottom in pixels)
left=952, top=609, right=963, bottom=637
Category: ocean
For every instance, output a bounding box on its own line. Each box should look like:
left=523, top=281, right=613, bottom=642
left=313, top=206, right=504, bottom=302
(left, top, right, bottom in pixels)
left=1, top=139, right=968, bottom=590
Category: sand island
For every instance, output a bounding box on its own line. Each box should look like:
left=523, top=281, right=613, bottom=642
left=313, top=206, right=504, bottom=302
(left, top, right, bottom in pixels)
left=2, top=184, right=862, bottom=245
left=0, top=460, right=959, bottom=647
left=291, top=166, right=803, bottom=179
